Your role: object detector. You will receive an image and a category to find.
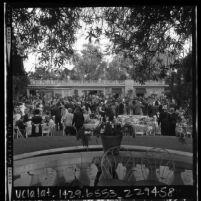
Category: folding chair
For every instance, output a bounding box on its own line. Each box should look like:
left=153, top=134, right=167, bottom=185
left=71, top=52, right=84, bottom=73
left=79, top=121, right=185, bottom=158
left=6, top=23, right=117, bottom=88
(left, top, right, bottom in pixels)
left=13, top=126, right=24, bottom=139
left=41, top=123, right=50, bottom=136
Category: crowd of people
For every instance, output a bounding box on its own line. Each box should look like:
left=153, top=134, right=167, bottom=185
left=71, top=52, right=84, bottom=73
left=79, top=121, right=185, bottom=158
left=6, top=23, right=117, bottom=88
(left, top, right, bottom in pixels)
left=13, top=92, right=192, bottom=138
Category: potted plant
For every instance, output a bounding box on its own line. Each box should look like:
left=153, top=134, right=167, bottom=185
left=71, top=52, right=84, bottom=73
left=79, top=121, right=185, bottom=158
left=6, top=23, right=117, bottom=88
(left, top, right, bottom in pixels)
left=97, top=119, right=123, bottom=152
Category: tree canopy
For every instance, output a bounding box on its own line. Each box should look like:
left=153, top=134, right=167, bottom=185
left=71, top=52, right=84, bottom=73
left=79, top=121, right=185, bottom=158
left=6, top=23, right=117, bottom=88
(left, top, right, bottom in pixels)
left=11, top=6, right=193, bottom=83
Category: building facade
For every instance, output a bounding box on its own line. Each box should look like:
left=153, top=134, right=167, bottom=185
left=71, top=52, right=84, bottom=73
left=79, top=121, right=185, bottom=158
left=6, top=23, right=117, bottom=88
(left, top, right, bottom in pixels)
left=27, top=79, right=168, bottom=98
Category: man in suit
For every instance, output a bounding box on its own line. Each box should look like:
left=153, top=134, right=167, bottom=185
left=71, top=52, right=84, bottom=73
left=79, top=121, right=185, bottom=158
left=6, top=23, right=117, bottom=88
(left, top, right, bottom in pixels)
left=168, top=107, right=177, bottom=136
left=158, top=105, right=169, bottom=136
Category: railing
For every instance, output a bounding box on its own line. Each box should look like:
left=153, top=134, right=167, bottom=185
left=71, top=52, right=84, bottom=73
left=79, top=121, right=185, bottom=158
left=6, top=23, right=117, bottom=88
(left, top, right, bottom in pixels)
left=28, top=79, right=167, bottom=87
left=29, top=79, right=126, bottom=86
left=133, top=81, right=167, bottom=86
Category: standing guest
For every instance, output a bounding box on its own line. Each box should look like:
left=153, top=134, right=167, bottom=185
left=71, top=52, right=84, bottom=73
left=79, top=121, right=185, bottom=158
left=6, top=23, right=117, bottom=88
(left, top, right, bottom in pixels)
left=72, top=107, right=85, bottom=140
left=158, top=105, right=169, bottom=136
left=110, top=101, right=117, bottom=117
left=118, top=100, right=124, bottom=115
left=61, top=103, right=68, bottom=119
left=105, top=103, right=115, bottom=121
left=147, top=103, right=154, bottom=117
left=52, top=103, right=63, bottom=131
left=168, top=107, right=177, bottom=136
left=128, top=99, right=134, bottom=115
left=31, top=109, right=43, bottom=137
left=152, top=100, right=159, bottom=117
left=114, top=101, right=119, bottom=117
left=133, top=100, right=144, bottom=115
left=99, top=103, right=106, bottom=122
left=169, top=98, right=177, bottom=110
left=125, top=99, right=130, bottom=115
left=19, top=102, right=26, bottom=116
left=141, top=98, right=148, bottom=115
left=63, top=108, right=74, bottom=136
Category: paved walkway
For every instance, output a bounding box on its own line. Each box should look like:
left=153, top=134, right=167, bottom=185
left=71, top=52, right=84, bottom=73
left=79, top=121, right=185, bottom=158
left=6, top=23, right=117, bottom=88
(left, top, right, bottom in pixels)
left=14, top=132, right=193, bottom=155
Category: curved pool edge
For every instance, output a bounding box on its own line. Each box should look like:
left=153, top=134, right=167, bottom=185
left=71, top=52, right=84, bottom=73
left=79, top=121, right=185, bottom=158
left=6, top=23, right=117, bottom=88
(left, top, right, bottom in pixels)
left=14, top=145, right=193, bottom=161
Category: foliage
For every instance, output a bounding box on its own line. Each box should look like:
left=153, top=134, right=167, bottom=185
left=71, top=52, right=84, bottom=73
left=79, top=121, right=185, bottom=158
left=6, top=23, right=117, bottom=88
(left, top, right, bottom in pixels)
left=72, top=44, right=107, bottom=80
left=11, top=45, right=30, bottom=99
left=11, top=6, right=193, bottom=82
left=165, top=52, right=192, bottom=107
left=13, top=75, right=30, bottom=100
left=102, top=6, right=192, bottom=83
left=12, top=7, right=82, bottom=68
left=82, top=7, right=192, bottom=83
left=106, top=54, right=131, bottom=80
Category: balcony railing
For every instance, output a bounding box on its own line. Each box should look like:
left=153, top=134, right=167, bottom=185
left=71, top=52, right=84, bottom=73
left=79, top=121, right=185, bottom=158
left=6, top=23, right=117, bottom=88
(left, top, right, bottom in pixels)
left=132, top=81, right=167, bottom=86
left=29, top=79, right=126, bottom=86
left=28, top=79, right=167, bottom=87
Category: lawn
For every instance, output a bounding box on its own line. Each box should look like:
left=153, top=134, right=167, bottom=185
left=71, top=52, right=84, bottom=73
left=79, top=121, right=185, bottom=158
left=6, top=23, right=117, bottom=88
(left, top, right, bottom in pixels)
left=14, top=131, right=193, bottom=155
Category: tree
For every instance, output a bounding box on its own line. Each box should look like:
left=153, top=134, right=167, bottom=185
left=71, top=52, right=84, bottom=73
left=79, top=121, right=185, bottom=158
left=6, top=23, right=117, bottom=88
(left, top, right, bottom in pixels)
left=72, top=44, right=106, bottom=80
left=11, top=6, right=193, bottom=83
left=12, top=35, right=30, bottom=100
left=83, top=6, right=193, bottom=83
left=106, top=54, right=131, bottom=80
left=165, top=52, right=192, bottom=108
left=12, top=7, right=82, bottom=68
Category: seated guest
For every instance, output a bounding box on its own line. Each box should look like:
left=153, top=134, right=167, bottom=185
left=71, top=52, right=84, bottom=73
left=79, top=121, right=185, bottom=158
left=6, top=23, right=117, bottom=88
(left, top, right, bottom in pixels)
left=22, top=108, right=30, bottom=123
left=19, top=102, right=26, bottom=116
left=13, top=108, right=22, bottom=125
left=44, top=112, right=51, bottom=124
left=15, top=116, right=26, bottom=137
left=31, top=109, right=43, bottom=137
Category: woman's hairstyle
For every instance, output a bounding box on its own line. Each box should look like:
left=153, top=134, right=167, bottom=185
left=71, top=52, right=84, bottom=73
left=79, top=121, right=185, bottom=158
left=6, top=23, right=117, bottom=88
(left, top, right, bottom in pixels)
left=158, top=105, right=163, bottom=110
left=68, top=108, right=73, bottom=113
left=34, top=109, right=40, bottom=115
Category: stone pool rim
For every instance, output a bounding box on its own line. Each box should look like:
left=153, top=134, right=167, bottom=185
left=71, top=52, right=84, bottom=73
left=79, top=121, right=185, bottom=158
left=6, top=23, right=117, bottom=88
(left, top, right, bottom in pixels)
left=14, top=145, right=193, bottom=161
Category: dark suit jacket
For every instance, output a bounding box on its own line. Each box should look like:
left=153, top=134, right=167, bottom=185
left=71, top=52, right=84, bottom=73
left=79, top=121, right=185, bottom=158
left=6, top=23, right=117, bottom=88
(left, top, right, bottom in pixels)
left=72, top=112, right=84, bottom=128
left=158, top=110, right=169, bottom=125
left=32, top=115, right=42, bottom=124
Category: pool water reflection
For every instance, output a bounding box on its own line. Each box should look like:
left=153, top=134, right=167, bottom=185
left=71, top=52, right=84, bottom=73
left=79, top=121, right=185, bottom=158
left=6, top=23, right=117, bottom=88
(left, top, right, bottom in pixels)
left=14, top=147, right=193, bottom=187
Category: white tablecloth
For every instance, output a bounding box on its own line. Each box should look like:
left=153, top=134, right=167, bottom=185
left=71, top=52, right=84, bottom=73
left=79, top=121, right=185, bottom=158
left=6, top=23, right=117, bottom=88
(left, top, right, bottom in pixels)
left=83, top=120, right=100, bottom=130
left=117, top=115, right=160, bottom=135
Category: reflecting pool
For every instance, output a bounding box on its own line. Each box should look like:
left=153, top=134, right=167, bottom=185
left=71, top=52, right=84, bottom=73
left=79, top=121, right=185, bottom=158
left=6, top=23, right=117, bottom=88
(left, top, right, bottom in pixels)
left=14, top=146, right=193, bottom=186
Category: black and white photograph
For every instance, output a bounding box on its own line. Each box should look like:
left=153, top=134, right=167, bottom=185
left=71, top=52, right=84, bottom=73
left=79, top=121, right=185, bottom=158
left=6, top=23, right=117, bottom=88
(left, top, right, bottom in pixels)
left=5, top=3, right=197, bottom=200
